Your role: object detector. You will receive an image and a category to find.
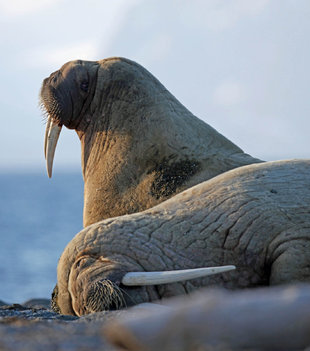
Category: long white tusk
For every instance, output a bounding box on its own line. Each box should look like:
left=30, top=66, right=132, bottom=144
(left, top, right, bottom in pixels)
left=121, top=265, right=236, bottom=286
left=45, top=122, right=62, bottom=178
left=44, top=118, right=52, bottom=159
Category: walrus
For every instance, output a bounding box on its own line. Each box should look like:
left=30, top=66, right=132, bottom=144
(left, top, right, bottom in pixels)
left=53, top=160, right=310, bottom=316
left=104, top=285, right=310, bottom=351
left=40, top=57, right=261, bottom=227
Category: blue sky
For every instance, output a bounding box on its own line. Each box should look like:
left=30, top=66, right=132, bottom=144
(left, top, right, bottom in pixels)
left=1, top=0, right=309, bottom=173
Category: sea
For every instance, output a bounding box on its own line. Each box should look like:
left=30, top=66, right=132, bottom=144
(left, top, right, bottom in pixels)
left=0, top=172, right=84, bottom=304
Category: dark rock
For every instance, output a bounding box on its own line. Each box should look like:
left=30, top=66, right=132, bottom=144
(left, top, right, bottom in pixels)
left=0, top=305, right=78, bottom=322
left=22, top=298, right=51, bottom=310
left=0, top=319, right=116, bottom=351
left=0, top=301, right=157, bottom=350
left=0, top=305, right=114, bottom=351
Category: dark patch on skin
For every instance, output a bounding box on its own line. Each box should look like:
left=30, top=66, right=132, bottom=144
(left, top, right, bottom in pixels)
left=51, top=284, right=61, bottom=314
left=150, top=159, right=201, bottom=199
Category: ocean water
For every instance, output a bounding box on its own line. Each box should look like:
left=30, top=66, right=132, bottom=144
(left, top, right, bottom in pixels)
left=0, top=172, right=84, bottom=303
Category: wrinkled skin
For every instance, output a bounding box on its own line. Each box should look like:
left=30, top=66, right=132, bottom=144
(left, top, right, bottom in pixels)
left=54, top=160, right=310, bottom=316
left=40, top=57, right=261, bottom=227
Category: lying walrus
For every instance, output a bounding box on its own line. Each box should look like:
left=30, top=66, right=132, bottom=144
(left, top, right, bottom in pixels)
left=40, top=57, right=261, bottom=227
left=53, top=160, right=310, bottom=316
left=105, top=285, right=310, bottom=351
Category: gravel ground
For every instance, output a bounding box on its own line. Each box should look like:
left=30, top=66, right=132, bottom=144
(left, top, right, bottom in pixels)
left=2, top=285, right=310, bottom=351
left=0, top=300, right=125, bottom=351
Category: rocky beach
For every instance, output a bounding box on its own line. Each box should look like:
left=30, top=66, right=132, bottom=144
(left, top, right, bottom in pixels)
left=1, top=285, right=310, bottom=351
left=0, top=298, right=126, bottom=351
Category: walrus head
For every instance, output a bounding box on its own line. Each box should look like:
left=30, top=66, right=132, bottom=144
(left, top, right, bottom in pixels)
left=40, top=60, right=99, bottom=177
left=40, top=57, right=261, bottom=227
left=52, top=248, right=235, bottom=316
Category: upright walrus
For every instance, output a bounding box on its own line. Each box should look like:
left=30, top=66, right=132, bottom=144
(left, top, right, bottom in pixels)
left=40, top=57, right=261, bottom=227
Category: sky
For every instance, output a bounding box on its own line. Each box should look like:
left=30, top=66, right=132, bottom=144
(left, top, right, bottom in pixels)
left=1, top=0, right=309, bottom=173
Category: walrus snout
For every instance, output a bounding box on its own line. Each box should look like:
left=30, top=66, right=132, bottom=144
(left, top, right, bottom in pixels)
left=40, top=60, right=99, bottom=177
left=60, top=249, right=236, bottom=316
left=40, top=70, right=72, bottom=127
left=79, top=279, right=126, bottom=315
left=51, top=279, right=130, bottom=316
left=41, top=60, right=99, bottom=128
left=61, top=251, right=150, bottom=316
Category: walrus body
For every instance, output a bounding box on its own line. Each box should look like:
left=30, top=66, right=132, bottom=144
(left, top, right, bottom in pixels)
left=54, top=160, right=310, bottom=316
left=41, top=57, right=261, bottom=227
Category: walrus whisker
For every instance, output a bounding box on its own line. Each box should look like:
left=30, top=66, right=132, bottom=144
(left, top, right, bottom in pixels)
left=51, top=284, right=60, bottom=314
left=39, top=104, right=50, bottom=123
left=117, top=285, right=140, bottom=308
left=41, top=116, right=49, bottom=125
left=86, top=280, right=126, bottom=312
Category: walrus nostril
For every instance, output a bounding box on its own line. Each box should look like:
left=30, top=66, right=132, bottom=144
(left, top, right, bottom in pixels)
left=80, top=80, right=89, bottom=92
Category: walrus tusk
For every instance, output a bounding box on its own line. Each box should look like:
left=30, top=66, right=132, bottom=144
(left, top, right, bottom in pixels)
left=44, top=118, right=51, bottom=159
left=121, top=265, right=236, bottom=286
left=45, top=120, right=62, bottom=178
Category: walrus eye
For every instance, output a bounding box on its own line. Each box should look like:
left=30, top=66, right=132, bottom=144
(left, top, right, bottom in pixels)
left=80, top=80, right=89, bottom=92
